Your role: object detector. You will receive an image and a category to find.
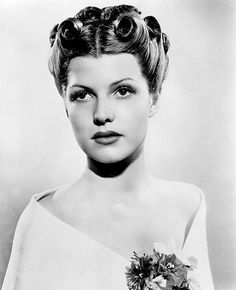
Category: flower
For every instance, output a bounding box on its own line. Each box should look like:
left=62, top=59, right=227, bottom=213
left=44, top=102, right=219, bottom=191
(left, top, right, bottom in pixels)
left=154, top=239, right=200, bottom=290
left=126, top=239, right=199, bottom=290
left=154, top=239, right=191, bottom=266
left=125, top=252, right=154, bottom=290
left=155, top=253, right=188, bottom=288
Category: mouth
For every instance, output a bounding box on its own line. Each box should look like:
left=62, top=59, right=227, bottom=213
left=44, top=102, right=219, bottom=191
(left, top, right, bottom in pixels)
left=92, top=131, right=122, bottom=145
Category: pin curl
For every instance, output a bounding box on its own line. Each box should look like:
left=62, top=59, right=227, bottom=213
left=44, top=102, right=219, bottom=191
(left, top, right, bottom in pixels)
left=57, top=18, right=83, bottom=50
left=75, top=6, right=102, bottom=24
left=144, top=16, right=161, bottom=41
left=114, top=15, right=137, bottom=41
left=49, top=24, right=59, bottom=47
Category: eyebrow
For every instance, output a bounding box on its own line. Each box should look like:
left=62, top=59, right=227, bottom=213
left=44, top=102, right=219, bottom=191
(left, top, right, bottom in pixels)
left=110, top=78, right=134, bottom=87
left=69, top=78, right=134, bottom=90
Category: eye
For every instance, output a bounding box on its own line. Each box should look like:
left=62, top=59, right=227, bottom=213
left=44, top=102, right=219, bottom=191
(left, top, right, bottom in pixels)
left=114, top=85, right=136, bottom=99
left=70, top=91, right=94, bottom=102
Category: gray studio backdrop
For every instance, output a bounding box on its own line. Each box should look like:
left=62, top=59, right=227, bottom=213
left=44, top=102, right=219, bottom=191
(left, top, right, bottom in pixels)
left=0, top=0, right=235, bottom=289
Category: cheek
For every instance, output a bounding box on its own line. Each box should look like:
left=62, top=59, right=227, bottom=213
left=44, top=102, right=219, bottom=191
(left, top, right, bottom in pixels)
left=119, top=101, right=150, bottom=133
left=68, top=106, right=92, bottom=137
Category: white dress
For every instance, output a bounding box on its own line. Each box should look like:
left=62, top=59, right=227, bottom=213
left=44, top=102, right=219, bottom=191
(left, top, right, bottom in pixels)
left=2, top=188, right=214, bottom=290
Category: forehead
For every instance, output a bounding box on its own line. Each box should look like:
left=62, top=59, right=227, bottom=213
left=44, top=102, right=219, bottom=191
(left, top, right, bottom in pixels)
left=67, top=53, right=144, bottom=86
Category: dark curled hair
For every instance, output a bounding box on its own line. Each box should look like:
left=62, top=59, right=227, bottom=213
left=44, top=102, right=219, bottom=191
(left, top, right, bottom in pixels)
left=48, top=5, right=170, bottom=102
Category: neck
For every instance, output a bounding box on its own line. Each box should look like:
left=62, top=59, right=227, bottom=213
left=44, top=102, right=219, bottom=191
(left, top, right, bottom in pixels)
left=82, top=146, right=149, bottom=197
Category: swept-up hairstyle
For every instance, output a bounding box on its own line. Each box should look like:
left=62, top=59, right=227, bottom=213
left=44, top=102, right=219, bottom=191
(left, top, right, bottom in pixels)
left=48, top=5, right=170, bottom=102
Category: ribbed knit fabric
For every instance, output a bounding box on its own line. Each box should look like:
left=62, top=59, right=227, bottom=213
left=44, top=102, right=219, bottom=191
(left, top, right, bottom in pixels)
left=2, top=189, right=214, bottom=290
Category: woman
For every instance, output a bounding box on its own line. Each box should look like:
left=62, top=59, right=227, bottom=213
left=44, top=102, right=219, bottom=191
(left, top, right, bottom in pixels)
left=3, top=5, right=214, bottom=290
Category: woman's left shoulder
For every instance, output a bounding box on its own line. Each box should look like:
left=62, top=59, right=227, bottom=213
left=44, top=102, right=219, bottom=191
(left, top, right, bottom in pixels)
left=171, top=181, right=204, bottom=217
left=170, top=180, right=203, bottom=206
left=148, top=176, right=204, bottom=217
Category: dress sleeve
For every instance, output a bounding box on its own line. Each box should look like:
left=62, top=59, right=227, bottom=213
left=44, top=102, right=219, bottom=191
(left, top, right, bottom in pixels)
left=2, top=203, right=33, bottom=290
left=183, top=190, right=215, bottom=290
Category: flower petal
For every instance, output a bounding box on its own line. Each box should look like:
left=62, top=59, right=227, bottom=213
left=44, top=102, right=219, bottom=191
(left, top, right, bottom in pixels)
left=154, top=242, right=170, bottom=255
left=152, top=275, right=167, bottom=287
left=174, top=249, right=190, bottom=265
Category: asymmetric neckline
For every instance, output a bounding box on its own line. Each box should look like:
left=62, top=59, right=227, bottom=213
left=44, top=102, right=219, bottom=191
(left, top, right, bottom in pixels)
left=31, top=187, right=203, bottom=261
left=3, top=186, right=215, bottom=290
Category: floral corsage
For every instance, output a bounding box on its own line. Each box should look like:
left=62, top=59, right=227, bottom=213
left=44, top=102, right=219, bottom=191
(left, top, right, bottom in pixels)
left=125, top=239, right=200, bottom=290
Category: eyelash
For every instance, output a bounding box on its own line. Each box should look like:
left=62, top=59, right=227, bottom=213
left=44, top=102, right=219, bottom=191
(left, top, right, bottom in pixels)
left=114, top=85, right=136, bottom=99
left=70, top=91, right=92, bottom=102
left=69, top=85, right=137, bottom=102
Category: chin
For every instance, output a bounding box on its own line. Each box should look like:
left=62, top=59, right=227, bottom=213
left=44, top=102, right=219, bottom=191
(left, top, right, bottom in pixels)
left=86, top=144, right=144, bottom=165
left=80, top=139, right=144, bottom=165
left=84, top=145, right=133, bottom=164
left=88, top=152, right=128, bottom=164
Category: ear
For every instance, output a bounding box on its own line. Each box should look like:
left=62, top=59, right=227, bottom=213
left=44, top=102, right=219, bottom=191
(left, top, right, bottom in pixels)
left=148, top=94, right=159, bottom=118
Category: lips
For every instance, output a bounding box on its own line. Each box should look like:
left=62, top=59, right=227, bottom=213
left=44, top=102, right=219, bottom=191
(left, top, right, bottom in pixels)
left=92, top=131, right=121, bottom=139
left=92, top=131, right=122, bottom=145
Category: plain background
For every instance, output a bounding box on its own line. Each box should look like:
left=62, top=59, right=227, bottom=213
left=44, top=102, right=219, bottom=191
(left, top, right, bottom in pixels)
left=0, top=0, right=235, bottom=289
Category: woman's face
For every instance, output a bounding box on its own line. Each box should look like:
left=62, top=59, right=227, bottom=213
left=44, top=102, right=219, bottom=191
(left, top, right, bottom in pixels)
left=64, top=53, right=157, bottom=164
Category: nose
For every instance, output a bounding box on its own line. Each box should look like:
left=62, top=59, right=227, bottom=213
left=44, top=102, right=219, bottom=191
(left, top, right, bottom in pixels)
left=93, top=97, right=114, bottom=126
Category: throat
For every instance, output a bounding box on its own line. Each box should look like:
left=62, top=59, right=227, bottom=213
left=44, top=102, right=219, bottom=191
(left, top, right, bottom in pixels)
left=84, top=148, right=149, bottom=201
left=87, top=144, right=143, bottom=178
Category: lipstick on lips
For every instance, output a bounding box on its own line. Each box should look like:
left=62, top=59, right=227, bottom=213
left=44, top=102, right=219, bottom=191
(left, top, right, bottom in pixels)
left=91, top=131, right=122, bottom=145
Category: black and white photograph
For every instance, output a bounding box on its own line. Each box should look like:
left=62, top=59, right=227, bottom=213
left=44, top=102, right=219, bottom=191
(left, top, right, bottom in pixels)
left=0, top=0, right=235, bottom=289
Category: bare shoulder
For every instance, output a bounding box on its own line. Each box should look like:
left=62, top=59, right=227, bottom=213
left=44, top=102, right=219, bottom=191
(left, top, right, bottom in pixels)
left=147, top=176, right=203, bottom=218
left=38, top=180, right=79, bottom=216
left=171, top=181, right=203, bottom=217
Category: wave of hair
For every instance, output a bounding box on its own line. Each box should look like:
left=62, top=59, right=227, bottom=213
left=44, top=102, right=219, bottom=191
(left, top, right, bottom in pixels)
left=48, top=5, right=170, bottom=100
